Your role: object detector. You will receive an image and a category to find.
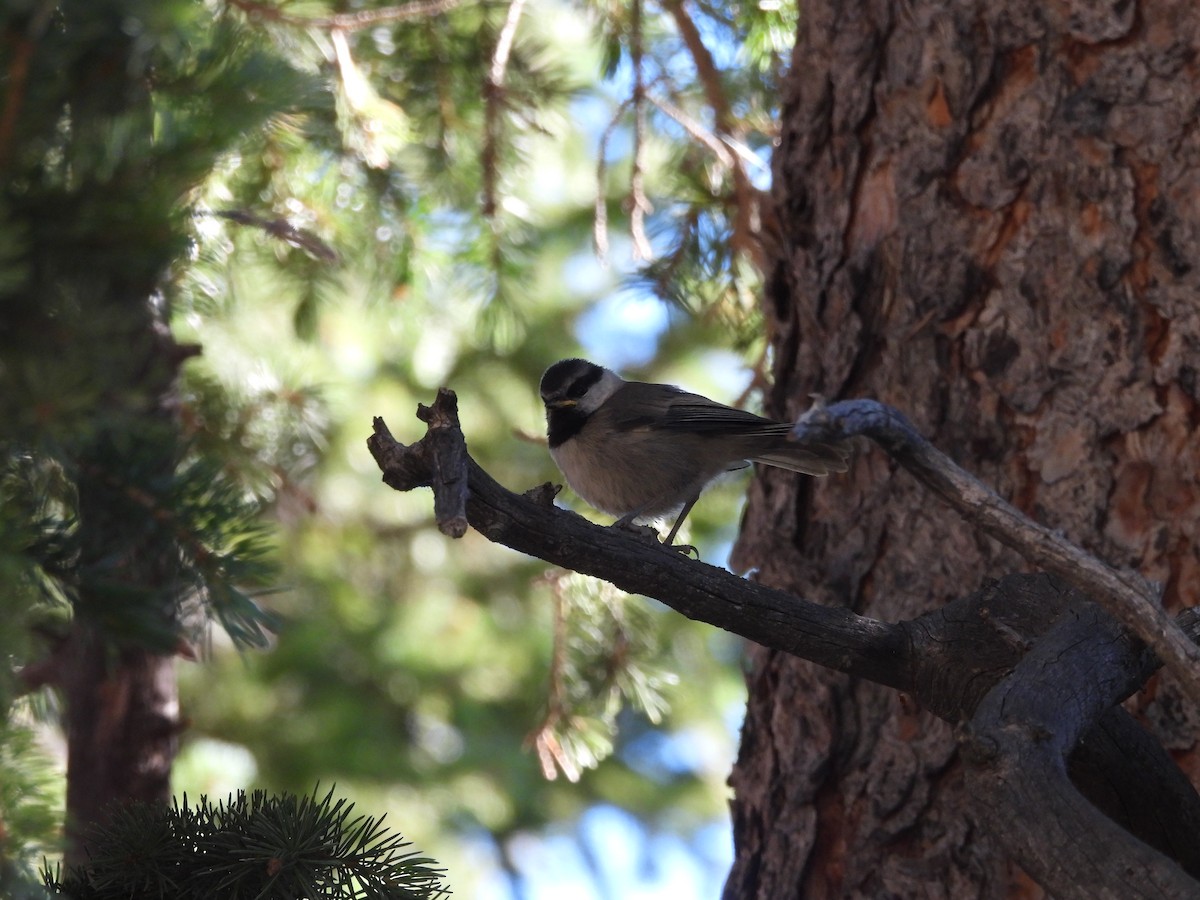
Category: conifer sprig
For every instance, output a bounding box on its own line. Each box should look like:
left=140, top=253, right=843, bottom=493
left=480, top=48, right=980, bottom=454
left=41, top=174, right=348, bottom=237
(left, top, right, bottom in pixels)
left=44, top=788, right=450, bottom=900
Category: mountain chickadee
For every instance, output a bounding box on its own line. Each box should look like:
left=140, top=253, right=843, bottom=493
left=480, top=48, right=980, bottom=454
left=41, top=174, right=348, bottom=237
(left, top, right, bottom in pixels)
left=539, top=358, right=848, bottom=546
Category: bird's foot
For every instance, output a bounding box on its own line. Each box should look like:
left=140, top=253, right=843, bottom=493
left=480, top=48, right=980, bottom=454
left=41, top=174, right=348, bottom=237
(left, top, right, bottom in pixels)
left=612, top=515, right=699, bottom=557
left=612, top=516, right=660, bottom=541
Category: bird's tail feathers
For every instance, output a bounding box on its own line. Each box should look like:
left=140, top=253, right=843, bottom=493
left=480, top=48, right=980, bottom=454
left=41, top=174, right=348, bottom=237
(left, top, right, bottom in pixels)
left=750, top=443, right=849, bottom=476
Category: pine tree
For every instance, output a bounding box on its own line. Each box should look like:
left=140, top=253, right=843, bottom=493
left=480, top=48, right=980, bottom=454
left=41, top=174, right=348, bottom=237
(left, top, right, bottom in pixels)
left=2, top=0, right=318, bottom=878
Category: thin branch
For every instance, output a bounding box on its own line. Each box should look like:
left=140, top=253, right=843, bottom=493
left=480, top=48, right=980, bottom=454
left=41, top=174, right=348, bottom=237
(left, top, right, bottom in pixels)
left=628, top=0, right=653, bottom=261
left=647, top=94, right=734, bottom=168
left=592, top=97, right=635, bottom=262
left=661, top=0, right=765, bottom=267
left=790, top=398, right=1200, bottom=712
left=489, top=0, right=526, bottom=87
left=662, top=0, right=732, bottom=128
left=225, top=0, right=466, bottom=31
left=481, top=0, right=527, bottom=220
left=525, top=571, right=579, bottom=781
left=210, top=209, right=339, bottom=263
left=0, top=0, right=57, bottom=173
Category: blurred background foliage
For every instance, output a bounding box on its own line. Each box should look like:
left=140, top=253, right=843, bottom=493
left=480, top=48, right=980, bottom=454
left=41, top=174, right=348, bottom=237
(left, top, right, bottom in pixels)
left=1, top=0, right=797, bottom=895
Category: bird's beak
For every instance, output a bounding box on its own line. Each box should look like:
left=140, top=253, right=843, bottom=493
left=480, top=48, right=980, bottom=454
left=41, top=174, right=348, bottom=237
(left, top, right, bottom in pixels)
left=546, top=398, right=577, bottom=409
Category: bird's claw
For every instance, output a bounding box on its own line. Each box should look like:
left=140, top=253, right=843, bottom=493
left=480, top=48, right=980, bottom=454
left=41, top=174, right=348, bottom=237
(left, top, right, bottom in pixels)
left=610, top=519, right=698, bottom=556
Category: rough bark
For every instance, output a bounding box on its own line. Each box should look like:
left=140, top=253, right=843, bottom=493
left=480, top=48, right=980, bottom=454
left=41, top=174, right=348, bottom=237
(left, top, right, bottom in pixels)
left=727, top=0, right=1200, bottom=896
left=63, top=631, right=177, bottom=865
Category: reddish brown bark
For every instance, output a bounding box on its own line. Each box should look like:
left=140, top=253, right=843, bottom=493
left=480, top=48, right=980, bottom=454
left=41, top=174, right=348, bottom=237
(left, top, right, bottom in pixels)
left=63, top=631, right=177, bottom=866
left=728, top=0, right=1200, bottom=896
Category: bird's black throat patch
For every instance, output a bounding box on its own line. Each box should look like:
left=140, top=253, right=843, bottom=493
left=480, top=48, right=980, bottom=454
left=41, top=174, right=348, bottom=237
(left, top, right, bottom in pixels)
left=546, top=405, right=589, bottom=448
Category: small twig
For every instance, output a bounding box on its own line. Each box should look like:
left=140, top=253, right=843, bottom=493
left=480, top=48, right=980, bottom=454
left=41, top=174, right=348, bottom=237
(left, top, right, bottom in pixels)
left=628, top=0, right=653, bottom=261
left=225, top=0, right=465, bottom=31
left=481, top=0, right=526, bottom=220
left=791, top=398, right=1200, bottom=711
left=649, top=93, right=768, bottom=176
left=489, top=0, right=526, bottom=87
left=210, top=209, right=339, bottom=263
left=593, top=97, right=635, bottom=262
left=525, top=571, right=579, bottom=781
left=647, top=94, right=734, bottom=168
left=662, top=0, right=732, bottom=128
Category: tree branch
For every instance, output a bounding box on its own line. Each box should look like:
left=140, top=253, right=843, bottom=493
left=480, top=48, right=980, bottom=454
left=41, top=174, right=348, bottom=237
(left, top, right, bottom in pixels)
left=480, top=0, right=526, bottom=221
left=210, top=210, right=339, bottom=263
left=628, top=0, right=653, bottom=261
left=790, top=398, right=1200, bottom=713
left=368, top=395, right=909, bottom=686
left=962, top=603, right=1200, bottom=897
left=367, top=392, right=1200, bottom=894
left=225, top=0, right=465, bottom=31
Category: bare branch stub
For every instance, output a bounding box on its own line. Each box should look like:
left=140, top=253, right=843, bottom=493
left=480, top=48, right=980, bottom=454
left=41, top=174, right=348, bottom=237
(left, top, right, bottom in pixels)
left=790, top=398, right=1200, bottom=713
left=368, top=417, right=431, bottom=492
left=409, top=388, right=470, bottom=537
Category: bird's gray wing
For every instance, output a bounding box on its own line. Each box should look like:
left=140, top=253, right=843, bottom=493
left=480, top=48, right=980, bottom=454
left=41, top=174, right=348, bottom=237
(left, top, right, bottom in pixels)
left=605, top=382, right=849, bottom=474
left=606, top=383, right=784, bottom=434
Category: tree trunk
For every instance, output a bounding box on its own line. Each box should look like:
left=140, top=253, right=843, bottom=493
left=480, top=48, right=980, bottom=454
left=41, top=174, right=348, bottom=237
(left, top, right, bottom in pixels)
left=63, top=632, right=177, bottom=866
left=38, top=21, right=187, bottom=860
left=61, top=309, right=185, bottom=867
left=728, top=0, right=1200, bottom=896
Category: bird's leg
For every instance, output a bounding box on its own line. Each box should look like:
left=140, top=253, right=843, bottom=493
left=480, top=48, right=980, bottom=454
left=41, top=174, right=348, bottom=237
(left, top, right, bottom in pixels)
left=663, top=495, right=699, bottom=552
left=611, top=497, right=700, bottom=555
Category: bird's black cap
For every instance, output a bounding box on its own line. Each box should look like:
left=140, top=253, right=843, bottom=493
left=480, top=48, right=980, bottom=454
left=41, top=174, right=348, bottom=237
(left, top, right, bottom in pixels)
left=539, top=358, right=605, bottom=402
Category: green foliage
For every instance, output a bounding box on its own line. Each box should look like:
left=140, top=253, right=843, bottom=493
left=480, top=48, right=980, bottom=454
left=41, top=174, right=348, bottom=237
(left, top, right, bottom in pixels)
left=0, top=0, right=310, bottom=652
left=529, top=573, right=678, bottom=781
left=0, top=721, right=61, bottom=897
left=3, top=0, right=796, bottom=892
left=44, top=788, right=448, bottom=900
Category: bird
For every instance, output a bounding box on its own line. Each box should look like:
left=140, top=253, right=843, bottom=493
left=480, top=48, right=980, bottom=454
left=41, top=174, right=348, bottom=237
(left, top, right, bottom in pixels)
left=539, top=358, right=848, bottom=547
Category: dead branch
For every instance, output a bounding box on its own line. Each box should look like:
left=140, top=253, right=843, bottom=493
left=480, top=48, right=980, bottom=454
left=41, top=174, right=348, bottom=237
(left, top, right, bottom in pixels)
left=368, top=396, right=909, bottom=683
left=367, top=390, right=1200, bottom=895
left=211, top=210, right=339, bottom=263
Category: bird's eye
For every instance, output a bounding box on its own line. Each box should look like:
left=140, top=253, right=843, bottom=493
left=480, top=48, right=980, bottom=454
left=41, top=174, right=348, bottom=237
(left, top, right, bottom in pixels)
left=566, top=380, right=589, bottom=399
